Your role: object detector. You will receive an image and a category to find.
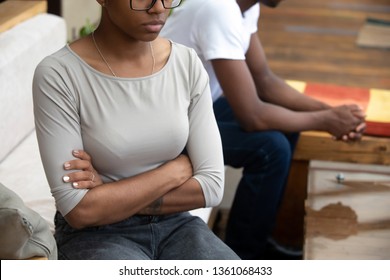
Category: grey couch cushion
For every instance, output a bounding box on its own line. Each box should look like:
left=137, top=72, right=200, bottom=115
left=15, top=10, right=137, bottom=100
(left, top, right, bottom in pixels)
left=0, top=183, right=57, bottom=260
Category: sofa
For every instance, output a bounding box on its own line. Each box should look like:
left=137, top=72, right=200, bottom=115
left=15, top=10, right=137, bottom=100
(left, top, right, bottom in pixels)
left=0, top=11, right=67, bottom=228
left=0, top=9, right=66, bottom=259
left=0, top=8, right=213, bottom=259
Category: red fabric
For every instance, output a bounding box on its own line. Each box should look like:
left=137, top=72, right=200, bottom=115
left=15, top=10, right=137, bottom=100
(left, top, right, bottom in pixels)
left=365, top=121, right=390, bottom=137
left=303, top=83, right=389, bottom=137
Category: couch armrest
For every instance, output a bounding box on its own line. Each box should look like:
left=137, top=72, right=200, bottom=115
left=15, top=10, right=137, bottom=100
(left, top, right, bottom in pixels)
left=0, top=0, right=47, bottom=32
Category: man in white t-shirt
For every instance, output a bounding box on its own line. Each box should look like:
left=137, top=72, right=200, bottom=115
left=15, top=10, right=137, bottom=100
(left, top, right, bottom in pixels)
left=161, top=0, right=366, bottom=259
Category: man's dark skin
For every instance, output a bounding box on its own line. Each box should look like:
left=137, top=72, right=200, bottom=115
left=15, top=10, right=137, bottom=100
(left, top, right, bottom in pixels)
left=261, top=0, right=284, bottom=8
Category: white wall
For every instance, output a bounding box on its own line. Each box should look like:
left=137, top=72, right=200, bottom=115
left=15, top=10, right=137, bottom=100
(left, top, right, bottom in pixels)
left=62, top=0, right=101, bottom=42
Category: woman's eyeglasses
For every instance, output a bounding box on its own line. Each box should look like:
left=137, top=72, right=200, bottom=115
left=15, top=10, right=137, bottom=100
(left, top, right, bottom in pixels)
left=130, top=0, right=183, bottom=11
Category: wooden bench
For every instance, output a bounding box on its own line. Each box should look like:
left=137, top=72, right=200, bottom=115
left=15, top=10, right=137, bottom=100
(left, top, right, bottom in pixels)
left=272, top=131, right=390, bottom=251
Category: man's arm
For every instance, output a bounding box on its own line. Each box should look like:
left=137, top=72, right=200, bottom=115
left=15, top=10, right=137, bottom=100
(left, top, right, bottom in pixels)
left=211, top=34, right=365, bottom=138
left=245, top=33, right=331, bottom=111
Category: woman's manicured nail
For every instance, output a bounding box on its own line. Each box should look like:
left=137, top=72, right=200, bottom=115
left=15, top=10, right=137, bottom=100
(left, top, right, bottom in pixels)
left=73, top=150, right=79, bottom=155
left=63, top=176, right=70, bottom=182
left=72, top=182, right=79, bottom=188
left=64, top=162, right=70, bottom=169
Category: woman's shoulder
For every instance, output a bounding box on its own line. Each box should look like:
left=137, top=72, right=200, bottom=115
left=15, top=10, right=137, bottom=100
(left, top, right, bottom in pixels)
left=36, top=43, right=95, bottom=79
left=34, top=45, right=91, bottom=87
left=37, top=45, right=73, bottom=70
left=168, top=40, right=208, bottom=84
left=170, top=40, right=199, bottom=61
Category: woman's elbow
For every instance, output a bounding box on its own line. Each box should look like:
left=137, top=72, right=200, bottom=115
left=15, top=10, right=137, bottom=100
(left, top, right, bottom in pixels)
left=64, top=206, right=95, bottom=229
left=206, top=179, right=224, bottom=208
left=213, top=191, right=224, bottom=207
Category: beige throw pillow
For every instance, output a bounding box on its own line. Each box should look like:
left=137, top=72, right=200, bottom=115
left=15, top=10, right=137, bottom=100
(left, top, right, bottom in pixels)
left=0, top=183, right=57, bottom=260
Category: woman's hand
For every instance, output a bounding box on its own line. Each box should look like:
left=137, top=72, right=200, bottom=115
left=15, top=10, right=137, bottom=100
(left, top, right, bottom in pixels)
left=161, top=154, right=193, bottom=187
left=62, top=150, right=103, bottom=189
left=137, top=153, right=195, bottom=215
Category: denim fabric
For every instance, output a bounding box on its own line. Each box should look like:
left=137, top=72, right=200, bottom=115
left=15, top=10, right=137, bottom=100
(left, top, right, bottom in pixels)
left=54, top=211, right=239, bottom=260
left=213, top=96, right=299, bottom=260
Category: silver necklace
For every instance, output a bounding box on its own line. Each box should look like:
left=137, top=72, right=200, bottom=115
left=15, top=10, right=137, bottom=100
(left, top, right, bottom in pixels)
left=91, top=31, right=155, bottom=77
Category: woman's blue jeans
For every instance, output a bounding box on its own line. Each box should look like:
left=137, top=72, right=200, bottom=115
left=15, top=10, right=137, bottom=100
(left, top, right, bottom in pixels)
left=213, top=96, right=299, bottom=260
left=54, top=211, right=240, bottom=260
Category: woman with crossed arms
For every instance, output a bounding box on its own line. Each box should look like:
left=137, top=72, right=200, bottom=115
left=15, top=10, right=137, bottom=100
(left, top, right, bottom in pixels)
left=33, top=0, right=239, bottom=260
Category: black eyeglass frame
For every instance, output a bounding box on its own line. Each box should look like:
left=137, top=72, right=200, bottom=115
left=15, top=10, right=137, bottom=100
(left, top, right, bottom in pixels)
left=130, top=0, right=183, bottom=11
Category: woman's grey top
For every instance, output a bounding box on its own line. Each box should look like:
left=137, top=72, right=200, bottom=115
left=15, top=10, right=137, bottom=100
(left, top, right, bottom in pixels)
left=33, top=42, right=224, bottom=216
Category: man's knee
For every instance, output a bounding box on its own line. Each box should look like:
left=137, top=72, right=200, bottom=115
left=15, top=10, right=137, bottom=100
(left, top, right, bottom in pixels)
left=251, top=132, right=293, bottom=165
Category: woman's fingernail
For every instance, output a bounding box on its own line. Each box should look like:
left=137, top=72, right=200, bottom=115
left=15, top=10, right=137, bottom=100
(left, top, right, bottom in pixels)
left=72, top=182, right=79, bottom=188
left=64, top=162, right=70, bottom=169
left=73, top=150, right=79, bottom=155
left=63, top=176, right=70, bottom=182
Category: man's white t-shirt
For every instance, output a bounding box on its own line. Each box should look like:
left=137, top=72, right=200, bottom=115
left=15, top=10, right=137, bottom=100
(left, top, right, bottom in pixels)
left=161, top=0, right=260, bottom=101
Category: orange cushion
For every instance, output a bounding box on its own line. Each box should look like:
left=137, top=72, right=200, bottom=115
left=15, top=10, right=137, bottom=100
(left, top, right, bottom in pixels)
left=287, top=80, right=390, bottom=137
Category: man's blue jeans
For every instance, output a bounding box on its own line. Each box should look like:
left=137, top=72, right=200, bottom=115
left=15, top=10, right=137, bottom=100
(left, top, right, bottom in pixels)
left=213, top=96, right=299, bottom=259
